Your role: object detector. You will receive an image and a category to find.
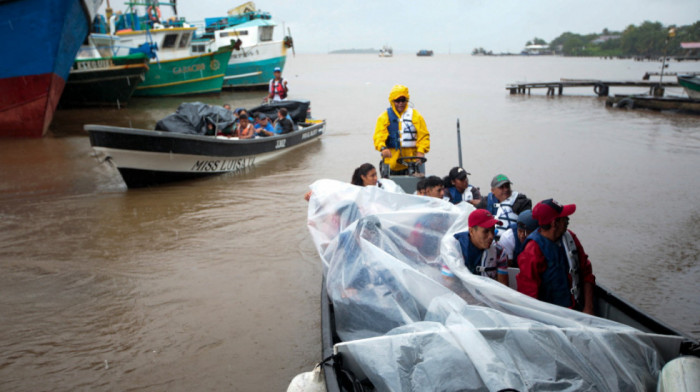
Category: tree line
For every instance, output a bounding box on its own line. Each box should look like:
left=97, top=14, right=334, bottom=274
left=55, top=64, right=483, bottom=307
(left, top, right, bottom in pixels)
left=473, top=21, right=699, bottom=57
left=547, top=20, right=700, bottom=57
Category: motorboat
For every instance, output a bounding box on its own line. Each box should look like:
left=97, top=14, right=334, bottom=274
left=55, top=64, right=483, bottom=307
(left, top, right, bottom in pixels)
left=86, top=100, right=324, bottom=188
left=296, top=180, right=699, bottom=391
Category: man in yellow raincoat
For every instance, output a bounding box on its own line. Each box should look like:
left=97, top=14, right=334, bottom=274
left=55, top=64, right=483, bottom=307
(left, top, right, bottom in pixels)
left=373, top=85, right=430, bottom=175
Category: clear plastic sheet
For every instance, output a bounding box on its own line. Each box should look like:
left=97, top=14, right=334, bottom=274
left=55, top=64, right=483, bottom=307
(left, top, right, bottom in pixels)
left=307, top=179, right=677, bottom=391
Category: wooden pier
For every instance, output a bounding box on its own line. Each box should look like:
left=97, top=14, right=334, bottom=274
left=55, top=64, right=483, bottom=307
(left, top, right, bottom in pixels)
left=506, top=80, right=680, bottom=97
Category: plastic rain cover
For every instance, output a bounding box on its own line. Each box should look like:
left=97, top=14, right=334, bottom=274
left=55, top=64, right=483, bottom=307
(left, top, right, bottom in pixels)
left=306, top=179, right=679, bottom=391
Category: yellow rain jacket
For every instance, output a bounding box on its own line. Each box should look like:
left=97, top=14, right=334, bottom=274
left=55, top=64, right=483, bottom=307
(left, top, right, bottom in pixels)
left=373, top=85, right=430, bottom=171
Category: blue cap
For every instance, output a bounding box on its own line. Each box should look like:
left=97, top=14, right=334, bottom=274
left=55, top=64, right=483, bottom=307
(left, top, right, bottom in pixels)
left=517, top=210, right=538, bottom=231
left=273, top=67, right=281, bottom=72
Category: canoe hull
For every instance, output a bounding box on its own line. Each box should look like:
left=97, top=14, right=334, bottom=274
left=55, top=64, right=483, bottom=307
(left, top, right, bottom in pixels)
left=86, top=121, right=324, bottom=187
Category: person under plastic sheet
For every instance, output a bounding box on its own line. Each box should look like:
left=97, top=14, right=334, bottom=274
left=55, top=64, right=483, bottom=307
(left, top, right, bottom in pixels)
left=308, top=179, right=673, bottom=392
left=417, top=175, right=444, bottom=198
left=517, top=199, right=596, bottom=314
left=452, top=209, right=509, bottom=285
left=304, top=163, right=404, bottom=201
left=326, top=216, right=439, bottom=341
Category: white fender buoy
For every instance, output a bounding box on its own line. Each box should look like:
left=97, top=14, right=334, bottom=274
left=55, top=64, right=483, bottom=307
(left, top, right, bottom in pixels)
left=657, top=356, right=700, bottom=392
left=287, top=364, right=325, bottom=392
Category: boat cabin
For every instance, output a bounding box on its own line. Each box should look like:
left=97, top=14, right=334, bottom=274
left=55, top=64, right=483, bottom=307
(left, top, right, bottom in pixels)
left=206, top=19, right=277, bottom=52
left=113, top=27, right=197, bottom=61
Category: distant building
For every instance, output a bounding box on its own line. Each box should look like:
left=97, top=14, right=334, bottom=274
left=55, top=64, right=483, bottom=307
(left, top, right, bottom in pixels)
left=522, top=44, right=551, bottom=55
left=680, top=42, right=700, bottom=58
left=591, top=35, right=621, bottom=44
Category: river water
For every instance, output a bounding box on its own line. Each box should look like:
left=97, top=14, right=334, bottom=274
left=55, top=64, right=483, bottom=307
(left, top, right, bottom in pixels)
left=1, top=54, right=699, bottom=391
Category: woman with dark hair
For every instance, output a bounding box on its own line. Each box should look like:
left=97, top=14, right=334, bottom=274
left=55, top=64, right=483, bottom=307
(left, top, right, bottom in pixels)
left=351, top=163, right=379, bottom=187
left=305, top=163, right=381, bottom=201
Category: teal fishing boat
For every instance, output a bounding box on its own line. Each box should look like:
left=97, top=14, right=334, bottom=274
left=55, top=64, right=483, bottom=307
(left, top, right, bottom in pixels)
left=678, top=75, right=700, bottom=100
left=133, top=44, right=233, bottom=96
left=90, top=2, right=233, bottom=96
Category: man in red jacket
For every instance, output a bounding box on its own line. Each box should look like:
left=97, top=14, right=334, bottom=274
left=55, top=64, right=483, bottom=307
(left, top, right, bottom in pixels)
left=516, top=199, right=595, bottom=314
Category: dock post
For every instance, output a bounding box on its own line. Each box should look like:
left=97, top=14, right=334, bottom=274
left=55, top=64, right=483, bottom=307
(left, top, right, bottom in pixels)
left=652, top=85, right=665, bottom=97
left=594, top=83, right=609, bottom=97
left=558, top=84, right=563, bottom=95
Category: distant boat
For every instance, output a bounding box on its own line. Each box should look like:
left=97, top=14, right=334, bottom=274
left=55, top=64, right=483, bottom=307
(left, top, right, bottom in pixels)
left=416, top=49, right=434, bottom=57
left=677, top=75, right=700, bottom=99
left=379, top=45, right=393, bottom=57
left=201, top=2, right=293, bottom=88
left=0, top=0, right=102, bottom=137
left=58, top=40, right=150, bottom=108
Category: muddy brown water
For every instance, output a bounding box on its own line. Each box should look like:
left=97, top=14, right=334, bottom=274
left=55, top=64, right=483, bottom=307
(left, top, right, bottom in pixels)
left=1, top=54, right=698, bottom=391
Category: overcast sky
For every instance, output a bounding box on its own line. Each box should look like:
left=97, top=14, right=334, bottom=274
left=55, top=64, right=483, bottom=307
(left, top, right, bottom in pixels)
left=109, top=0, right=700, bottom=53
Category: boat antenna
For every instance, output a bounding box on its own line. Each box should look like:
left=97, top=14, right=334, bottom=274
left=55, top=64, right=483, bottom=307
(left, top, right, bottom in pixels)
left=456, top=118, right=463, bottom=168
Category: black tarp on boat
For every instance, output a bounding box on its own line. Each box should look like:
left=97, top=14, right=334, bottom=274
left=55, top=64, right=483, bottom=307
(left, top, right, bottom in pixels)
left=154, top=100, right=311, bottom=135
left=155, top=102, right=235, bottom=135
left=249, top=100, right=310, bottom=124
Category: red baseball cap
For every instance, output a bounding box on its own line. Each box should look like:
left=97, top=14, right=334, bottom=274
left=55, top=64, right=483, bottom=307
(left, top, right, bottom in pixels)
left=468, top=209, right=502, bottom=228
left=532, top=199, right=576, bottom=226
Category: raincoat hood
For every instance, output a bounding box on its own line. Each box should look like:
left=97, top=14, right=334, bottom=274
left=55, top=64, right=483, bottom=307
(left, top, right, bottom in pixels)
left=388, top=85, right=410, bottom=114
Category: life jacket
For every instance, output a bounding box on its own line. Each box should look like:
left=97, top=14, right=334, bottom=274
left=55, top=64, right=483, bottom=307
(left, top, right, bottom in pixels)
left=444, top=185, right=474, bottom=205
left=386, top=107, right=417, bottom=149
left=487, top=191, right=520, bottom=236
left=454, top=232, right=500, bottom=279
left=523, top=230, right=581, bottom=309
left=269, top=78, right=287, bottom=99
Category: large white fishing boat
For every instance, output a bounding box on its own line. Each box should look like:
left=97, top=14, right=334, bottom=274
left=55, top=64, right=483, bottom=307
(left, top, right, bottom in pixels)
left=201, top=2, right=292, bottom=88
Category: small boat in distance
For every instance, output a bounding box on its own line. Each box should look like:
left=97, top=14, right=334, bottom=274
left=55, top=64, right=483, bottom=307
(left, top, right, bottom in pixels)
left=379, top=45, right=393, bottom=57
left=416, top=49, right=434, bottom=56
left=0, top=0, right=102, bottom=137
left=678, top=74, right=700, bottom=99
left=85, top=100, right=325, bottom=188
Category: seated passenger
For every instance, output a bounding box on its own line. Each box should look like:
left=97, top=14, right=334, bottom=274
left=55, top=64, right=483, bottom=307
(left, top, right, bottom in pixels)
left=414, top=178, right=427, bottom=195
left=497, top=209, right=537, bottom=267
left=453, top=209, right=509, bottom=285
left=254, top=113, right=276, bottom=137
left=516, top=199, right=595, bottom=314
left=306, top=163, right=382, bottom=201
left=476, top=174, right=531, bottom=237
left=232, top=113, right=254, bottom=139
left=351, top=163, right=380, bottom=187
left=274, top=108, right=294, bottom=134
left=443, top=167, right=481, bottom=206
left=421, top=175, right=444, bottom=199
